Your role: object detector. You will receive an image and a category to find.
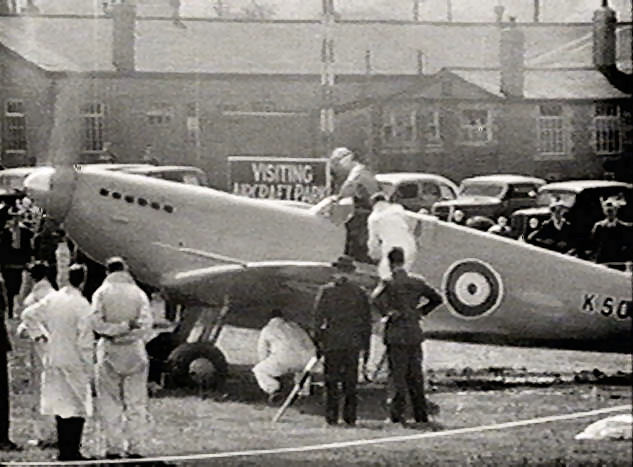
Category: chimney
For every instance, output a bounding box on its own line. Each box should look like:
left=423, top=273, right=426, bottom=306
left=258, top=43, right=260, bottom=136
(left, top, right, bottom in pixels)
left=112, top=1, right=136, bottom=73
left=494, top=4, right=505, bottom=23
left=592, top=0, right=632, bottom=93
left=499, top=17, right=525, bottom=98
left=593, top=0, right=617, bottom=70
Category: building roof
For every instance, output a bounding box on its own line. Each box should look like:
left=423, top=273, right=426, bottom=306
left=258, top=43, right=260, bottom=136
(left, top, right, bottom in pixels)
left=540, top=180, right=633, bottom=193
left=0, top=15, right=622, bottom=75
left=451, top=68, right=631, bottom=99
left=462, top=174, right=546, bottom=185
left=376, top=172, right=458, bottom=187
left=526, top=25, right=632, bottom=71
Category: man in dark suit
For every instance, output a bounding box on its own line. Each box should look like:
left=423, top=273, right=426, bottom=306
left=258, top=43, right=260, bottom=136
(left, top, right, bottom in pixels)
left=371, top=247, right=442, bottom=427
left=312, top=255, right=371, bottom=426
left=1, top=271, right=22, bottom=451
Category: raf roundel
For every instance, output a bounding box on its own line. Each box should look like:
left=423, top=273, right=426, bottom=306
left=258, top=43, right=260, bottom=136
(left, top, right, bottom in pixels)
left=442, top=259, right=504, bottom=319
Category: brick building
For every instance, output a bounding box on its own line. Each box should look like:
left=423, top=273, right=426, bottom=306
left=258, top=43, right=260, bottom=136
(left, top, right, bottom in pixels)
left=0, top=1, right=631, bottom=188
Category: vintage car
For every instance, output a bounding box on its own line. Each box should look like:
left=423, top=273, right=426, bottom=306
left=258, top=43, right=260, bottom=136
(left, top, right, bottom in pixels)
left=375, top=172, right=459, bottom=212
left=431, top=174, right=545, bottom=224
left=511, top=180, right=633, bottom=252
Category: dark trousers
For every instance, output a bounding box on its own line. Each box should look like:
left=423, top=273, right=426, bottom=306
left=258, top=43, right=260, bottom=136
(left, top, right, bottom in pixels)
left=323, top=349, right=359, bottom=425
left=0, top=266, right=22, bottom=319
left=386, top=344, right=428, bottom=423
left=55, top=416, right=85, bottom=461
left=1, top=351, right=9, bottom=442
left=344, top=210, right=372, bottom=263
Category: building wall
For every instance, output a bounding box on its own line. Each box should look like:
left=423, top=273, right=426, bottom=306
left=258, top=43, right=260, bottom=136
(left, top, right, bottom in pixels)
left=0, top=48, right=55, bottom=167
left=362, top=96, right=632, bottom=184
left=3, top=44, right=630, bottom=188
left=1, top=47, right=420, bottom=189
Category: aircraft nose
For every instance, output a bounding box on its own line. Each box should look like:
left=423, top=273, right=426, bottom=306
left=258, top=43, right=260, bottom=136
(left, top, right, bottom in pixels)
left=24, top=167, right=56, bottom=215
left=24, top=167, right=53, bottom=200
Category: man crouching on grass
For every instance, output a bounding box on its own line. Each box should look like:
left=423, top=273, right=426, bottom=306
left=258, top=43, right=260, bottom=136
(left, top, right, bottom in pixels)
left=371, top=247, right=442, bottom=428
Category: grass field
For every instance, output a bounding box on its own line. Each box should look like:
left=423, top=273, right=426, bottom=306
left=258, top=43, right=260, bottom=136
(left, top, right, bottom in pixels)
left=2, top=323, right=631, bottom=466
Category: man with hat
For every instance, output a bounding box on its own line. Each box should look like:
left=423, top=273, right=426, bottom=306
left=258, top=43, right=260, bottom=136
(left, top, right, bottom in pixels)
left=590, top=195, right=632, bottom=269
left=312, top=255, right=371, bottom=426
left=527, top=197, right=575, bottom=254
left=329, top=147, right=380, bottom=263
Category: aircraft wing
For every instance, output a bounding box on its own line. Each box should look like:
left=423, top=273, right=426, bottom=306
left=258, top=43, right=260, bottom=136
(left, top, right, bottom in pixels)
left=159, top=261, right=379, bottom=330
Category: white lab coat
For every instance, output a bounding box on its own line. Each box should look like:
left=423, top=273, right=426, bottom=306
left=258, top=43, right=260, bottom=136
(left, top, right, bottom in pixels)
left=252, top=317, right=316, bottom=395
left=90, top=271, right=152, bottom=455
left=16, top=278, right=57, bottom=442
left=367, top=201, right=418, bottom=279
left=20, top=286, right=94, bottom=418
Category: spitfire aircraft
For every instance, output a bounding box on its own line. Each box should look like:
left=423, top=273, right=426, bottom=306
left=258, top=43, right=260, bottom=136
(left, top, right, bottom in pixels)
left=21, top=80, right=632, bottom=389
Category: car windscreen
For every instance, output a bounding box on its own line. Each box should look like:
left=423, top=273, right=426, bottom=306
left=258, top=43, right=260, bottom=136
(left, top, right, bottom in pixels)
left=536, top=190, right=576, bottom=208
left=459, top=182, right=504, bottom=198
left=377, top=181, right=395, bottom=197
left=0, top=174, right=27, bottom=192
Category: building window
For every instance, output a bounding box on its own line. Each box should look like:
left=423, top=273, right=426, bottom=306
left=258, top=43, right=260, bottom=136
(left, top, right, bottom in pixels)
left=4, top=99, right=27, bottom=152
left=594, top=103, right=621, bottom=155
left=538, top=104, right=565, bottom=155
left=382, top=110, right=417, bottom=146
left=186, top=103, right=200, bottom=143
left=460, top=109, right=491, bottom=143
left=81, top=103, right=105, bottom=152
left=147, top=103, right=173, bottom=125
left=424, top=110, right=441, bottom=144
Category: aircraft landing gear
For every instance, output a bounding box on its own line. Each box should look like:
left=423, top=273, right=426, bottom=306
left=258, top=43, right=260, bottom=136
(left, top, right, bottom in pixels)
left=162, top=296, right=231, bottom=390
left=164, top=341, right=228, bottom=390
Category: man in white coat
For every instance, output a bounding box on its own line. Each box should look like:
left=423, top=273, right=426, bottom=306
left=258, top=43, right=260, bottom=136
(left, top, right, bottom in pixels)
left=20, top=264, right=94, bottom=461
left=90, top=257, right=152, bottom=460
left=16, top=261, right=57, bottom=447
left=367, top=193, right=419, bottom=279
left=252, top=309, right=316, bottom=404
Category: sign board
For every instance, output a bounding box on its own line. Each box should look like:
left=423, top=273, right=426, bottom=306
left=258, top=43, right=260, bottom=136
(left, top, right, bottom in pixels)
left=228, top=156, right=331, bottom=204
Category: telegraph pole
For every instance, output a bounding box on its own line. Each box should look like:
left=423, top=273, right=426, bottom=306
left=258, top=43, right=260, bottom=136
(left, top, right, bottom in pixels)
left=320, top=0, right=335, bottom=157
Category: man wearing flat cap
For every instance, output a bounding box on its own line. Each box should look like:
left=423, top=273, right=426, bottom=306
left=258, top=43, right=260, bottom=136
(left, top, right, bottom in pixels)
left=527, top=198, right=575, bottom=254
left=312, top=255, right=371, bottom=426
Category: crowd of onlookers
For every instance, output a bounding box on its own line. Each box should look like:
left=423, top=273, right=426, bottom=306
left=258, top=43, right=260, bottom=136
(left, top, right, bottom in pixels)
left=484, top=196, right=633, bottom=270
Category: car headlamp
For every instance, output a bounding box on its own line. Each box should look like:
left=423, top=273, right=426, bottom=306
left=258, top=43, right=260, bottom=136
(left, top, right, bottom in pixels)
left=452, top=209, right=464, bottom=223
left=528, top=217, right=539, bottom=229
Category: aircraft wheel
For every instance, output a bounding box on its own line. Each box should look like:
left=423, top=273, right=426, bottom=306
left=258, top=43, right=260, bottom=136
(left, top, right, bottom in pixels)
left=165, top=342, right=228, bottom=390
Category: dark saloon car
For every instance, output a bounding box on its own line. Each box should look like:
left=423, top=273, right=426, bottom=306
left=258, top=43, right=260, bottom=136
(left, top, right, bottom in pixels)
left=431, top=174, right=545, bottom=224
left=375, top=172, right=459, bottom=212
left=511, top=180, right=633, bottom=252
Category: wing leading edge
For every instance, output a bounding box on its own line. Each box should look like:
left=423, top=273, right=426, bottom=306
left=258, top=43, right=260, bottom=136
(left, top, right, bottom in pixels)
left=159, top=261, right=379, bottom=330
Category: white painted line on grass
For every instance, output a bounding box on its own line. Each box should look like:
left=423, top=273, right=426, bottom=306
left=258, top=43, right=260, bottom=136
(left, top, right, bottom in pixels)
left=4, top=404, right=630, bottom=466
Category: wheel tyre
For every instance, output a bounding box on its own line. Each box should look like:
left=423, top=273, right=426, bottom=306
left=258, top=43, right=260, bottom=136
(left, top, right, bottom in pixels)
left=165, top=342, right=228, bottom=390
